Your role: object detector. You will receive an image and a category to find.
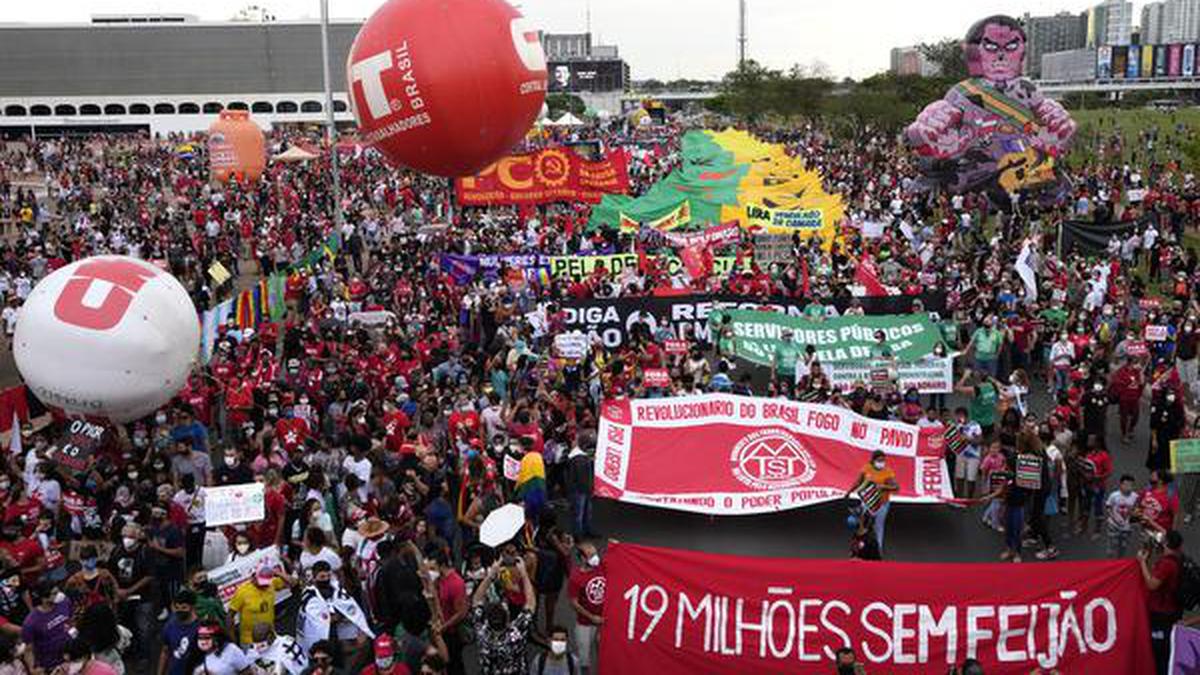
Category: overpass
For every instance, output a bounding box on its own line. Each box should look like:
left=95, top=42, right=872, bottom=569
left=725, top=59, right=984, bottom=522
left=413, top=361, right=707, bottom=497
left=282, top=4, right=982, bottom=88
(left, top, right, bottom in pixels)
left=1036, top=77, right=1200, bottom=96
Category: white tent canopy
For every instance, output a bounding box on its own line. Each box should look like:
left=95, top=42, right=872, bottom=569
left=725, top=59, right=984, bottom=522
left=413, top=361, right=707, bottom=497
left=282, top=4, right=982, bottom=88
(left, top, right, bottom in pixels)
left=547, top=112, right=584, bottom=127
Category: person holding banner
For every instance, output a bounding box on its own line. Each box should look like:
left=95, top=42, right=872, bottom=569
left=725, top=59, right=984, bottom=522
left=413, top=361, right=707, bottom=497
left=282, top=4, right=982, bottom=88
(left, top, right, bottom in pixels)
left=846, top=451, right=900, bottom=553
left=1140, top=529, right=1187, bottom=674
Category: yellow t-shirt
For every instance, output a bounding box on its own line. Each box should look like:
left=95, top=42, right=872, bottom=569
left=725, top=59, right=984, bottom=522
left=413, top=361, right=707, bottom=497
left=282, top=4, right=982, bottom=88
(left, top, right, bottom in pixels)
left=229, top=578, right=285, bottom=644
left=862, top=464, right=898, bottom=504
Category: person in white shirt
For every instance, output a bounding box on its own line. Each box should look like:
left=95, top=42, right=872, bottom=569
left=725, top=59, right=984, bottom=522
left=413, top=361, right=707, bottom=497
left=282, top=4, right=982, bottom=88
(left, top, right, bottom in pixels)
left=298, top=527, right=343, bottom=582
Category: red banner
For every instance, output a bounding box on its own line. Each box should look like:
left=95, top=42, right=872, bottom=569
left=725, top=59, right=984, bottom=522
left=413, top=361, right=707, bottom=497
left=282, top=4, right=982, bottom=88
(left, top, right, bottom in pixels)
left=595, top=394, right=951, bottom=515
left=599, top=543, right=1153, bottom=675
left=455, top=146, right=629, bottom=205
left=663, top=221, right=742, bottom=248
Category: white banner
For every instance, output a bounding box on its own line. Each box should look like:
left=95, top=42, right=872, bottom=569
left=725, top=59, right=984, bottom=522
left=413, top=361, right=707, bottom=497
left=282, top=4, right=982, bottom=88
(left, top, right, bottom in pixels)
left=554, top=332, right=590, bottom=361
left=207, top=545, right=290, bottom=607
left=203, top=482, right=265, bottom=527
left=824, top=357, right=953, bottom=394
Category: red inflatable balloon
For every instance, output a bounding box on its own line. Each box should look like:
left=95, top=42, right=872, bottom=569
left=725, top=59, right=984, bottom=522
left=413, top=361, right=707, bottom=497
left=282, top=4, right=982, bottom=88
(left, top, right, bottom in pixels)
left=346, top=0, right=548, bottom=177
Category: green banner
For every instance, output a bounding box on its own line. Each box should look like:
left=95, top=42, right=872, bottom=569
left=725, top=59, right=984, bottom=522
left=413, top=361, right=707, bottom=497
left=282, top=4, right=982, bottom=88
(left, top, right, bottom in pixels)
left=1171, top=439, right=1200, bottom=474
left=716, top=310, right=948, bottom=365
left=547, top=254, right=744, bottom=281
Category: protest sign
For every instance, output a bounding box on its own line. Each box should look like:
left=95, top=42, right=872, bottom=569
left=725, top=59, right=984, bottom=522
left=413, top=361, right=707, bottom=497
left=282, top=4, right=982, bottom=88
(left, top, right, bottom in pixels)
left=594, top=394, right=951, bottom=515
left=663, top=339, right=689, bottom=355
left=599, top=542, right=1153, bottom=674
left=745, top=203, right=823, bottom=233
left=824, top=357, right=954, bottom=394
left=208, top=546, right=290, bottom=607
left=439, top=253, right=549, bottom=285
left=1170, top=439, right=1200, bottom=474
left=554, top=332, right=590, bottom=361
left=203, top=482, right=265, bottom=527
left=720, top=310, right=947, bottom=365
left=642, top=369, right=671, bottom=388
left=1145, top=325, right=1170, bottom=341
left=456, top=147, right=629, bottom=205
left=752, top=234, right=794, bottom=265
left=661, top=221, right=742, bottom=248
left=546, top=253, right=741, bottom=281
left=50, top=419, right=110, bottom=472
left=1125, top=340, right=1149, bottom=357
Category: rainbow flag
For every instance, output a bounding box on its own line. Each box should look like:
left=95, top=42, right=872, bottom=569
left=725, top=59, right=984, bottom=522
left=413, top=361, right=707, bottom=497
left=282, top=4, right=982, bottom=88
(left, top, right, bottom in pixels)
left=514, top=451, right=547, bottom=516
left=233, top=285, right=266, bottom=330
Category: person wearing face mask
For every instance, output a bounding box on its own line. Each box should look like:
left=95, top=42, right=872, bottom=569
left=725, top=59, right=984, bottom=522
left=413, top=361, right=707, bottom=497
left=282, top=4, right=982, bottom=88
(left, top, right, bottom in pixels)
left=64, top=545, right=118, bottom=616
left=227, top=534, right=255, bottom=564
left=1149, top=389, right=1186, bottom=472
left=247, top=621, right=307, bottom=675
left=529, top=625, right=576, bottom=675
left=20, top=582, right=73, bottom=671
left=211, top=446, right=248, bottom=488
left=846, top=451, right=900, bottom=554
left=107, top=522, right=156, bottom=666
left=469, top=557, right=535, bottom=675
left=296, top=561, right=374, bottom=653
left=566, top=542, right=604, bottom=675
left=158, top=589, right=199, bottom=675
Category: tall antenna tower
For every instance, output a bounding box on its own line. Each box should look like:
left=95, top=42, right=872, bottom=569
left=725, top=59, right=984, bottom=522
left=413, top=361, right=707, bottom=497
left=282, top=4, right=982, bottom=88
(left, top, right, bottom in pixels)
left=737, top=0, right=748, bottom=67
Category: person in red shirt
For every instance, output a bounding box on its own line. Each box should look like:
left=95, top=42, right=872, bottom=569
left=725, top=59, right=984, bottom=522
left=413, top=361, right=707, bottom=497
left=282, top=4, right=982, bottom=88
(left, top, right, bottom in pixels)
left=1136, top=470, right=1181, bottom=536
left=429, top=548, right=467, bottom=671
left=1108, top=358, right=1144, bottom=443
left=567, top=540, right=606, bottom=673
left=0, top=518, right=43, bottom=586
left=1140, top=529, right=1185, bottom=673
left=382, top=403, right=412, bottom=452
left=274, top=414, right=310, bottom=454
left=1080, top=441, right=1114, bottom=537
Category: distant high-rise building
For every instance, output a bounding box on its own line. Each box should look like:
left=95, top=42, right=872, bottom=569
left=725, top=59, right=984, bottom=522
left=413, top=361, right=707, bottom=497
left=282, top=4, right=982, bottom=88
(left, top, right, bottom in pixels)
left=889, top=45, right=940, bottom=77
left=1142, top=1, right=1166, bottom=43
left=1089, top=0, right=1133, bottom=46
left=1164, top=0, right=1200, bottom=42
left=1023, top=12, right=1088, bottom=77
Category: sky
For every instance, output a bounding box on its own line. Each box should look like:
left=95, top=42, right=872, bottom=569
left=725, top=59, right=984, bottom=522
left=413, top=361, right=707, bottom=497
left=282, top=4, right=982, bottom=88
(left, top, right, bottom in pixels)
left=4, top=0, right=1113, bottom=80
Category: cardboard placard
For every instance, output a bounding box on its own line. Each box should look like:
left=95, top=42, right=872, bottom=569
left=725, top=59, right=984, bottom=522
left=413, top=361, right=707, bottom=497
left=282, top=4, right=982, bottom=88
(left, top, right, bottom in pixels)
left=643, top=368, right=671, bottom=388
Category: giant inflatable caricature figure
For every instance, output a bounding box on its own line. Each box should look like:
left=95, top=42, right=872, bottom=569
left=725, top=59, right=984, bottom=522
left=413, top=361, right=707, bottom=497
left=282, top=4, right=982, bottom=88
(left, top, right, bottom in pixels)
left=906, top=15, right=1076, bottom=209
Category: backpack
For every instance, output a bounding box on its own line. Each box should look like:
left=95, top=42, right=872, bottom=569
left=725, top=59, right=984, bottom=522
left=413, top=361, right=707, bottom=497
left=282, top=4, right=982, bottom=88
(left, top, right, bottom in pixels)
left=1178, top=554, right=1200, bottom=611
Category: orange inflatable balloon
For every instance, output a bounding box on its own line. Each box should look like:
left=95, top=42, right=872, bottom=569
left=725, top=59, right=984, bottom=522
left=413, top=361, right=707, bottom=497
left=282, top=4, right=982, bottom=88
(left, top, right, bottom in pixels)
left=346, top=0, right=548, bottom=177
left=208, top=110, right=266, bottom=183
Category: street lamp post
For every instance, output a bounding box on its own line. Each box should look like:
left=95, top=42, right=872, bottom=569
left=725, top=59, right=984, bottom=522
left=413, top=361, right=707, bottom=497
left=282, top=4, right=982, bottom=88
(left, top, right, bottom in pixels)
left=319, top=0, right=344, bottom=230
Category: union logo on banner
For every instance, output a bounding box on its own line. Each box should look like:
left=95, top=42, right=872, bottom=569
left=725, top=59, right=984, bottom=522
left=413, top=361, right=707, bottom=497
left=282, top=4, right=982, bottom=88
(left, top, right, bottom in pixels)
left=728, top=429, right=816, bottom=491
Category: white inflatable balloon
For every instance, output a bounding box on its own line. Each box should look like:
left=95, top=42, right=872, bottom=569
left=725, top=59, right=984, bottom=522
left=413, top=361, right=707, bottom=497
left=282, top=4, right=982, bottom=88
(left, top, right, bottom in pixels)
left=14, top=256, right=200, bottom=423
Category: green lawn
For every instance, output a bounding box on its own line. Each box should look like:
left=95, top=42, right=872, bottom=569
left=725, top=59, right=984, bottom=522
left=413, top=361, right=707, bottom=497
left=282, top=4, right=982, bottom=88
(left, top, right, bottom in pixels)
left=1066, top=107, right=1200, bottom=168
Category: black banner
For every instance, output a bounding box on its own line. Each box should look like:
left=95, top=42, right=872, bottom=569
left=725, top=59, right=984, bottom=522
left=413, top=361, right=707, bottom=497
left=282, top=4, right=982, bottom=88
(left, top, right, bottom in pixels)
left=562, top=293, right=947, bottom=349
left=1059, top=218, right=1144, bottom=255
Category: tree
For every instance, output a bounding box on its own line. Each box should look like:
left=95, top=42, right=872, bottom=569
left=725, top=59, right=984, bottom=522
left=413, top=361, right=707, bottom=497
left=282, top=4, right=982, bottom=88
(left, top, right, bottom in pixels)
left=545, top=93, right=585, bottom=118
left=919, top=39, right=967, bottom=81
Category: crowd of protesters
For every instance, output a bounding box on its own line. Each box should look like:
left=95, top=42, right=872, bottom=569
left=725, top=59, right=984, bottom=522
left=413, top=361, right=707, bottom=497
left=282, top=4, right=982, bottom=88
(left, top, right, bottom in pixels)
left=0, top=106, right=1195, bottom=675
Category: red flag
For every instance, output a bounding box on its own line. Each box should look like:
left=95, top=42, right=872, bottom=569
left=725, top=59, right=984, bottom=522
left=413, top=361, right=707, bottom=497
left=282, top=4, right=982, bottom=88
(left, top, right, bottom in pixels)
left=855, top=258, right=893, bottom=296
left=679, top=244, right=707, bottom=280
left=801, top=256, right=810, bottom=297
